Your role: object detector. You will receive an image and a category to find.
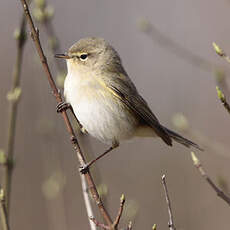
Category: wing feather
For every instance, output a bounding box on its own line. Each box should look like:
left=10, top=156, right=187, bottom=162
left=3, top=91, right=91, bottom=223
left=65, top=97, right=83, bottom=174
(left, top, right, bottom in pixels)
left=105, top=76, right=172, bottom=146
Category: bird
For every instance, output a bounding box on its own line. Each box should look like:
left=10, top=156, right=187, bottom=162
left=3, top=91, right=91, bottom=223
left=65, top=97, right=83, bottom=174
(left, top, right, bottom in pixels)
left=55, top=37, right=202, bottom=172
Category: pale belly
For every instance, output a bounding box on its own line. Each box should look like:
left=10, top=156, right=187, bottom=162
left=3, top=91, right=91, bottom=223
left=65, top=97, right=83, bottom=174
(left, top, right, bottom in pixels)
left=64, top=74, right=139, bottom=145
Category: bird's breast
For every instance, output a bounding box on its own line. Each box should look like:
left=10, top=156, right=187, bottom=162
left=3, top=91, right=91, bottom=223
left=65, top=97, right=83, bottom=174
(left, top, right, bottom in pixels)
left=64, top=72, right=139, bottom=144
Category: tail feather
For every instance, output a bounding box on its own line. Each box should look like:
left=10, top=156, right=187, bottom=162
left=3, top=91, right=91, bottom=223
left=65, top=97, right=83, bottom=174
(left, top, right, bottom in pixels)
left=164, top=127, right=203, bottom=151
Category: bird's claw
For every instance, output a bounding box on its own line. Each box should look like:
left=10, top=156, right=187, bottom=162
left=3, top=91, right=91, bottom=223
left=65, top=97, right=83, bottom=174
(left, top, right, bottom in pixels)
left=56, top=102, right=71, bottom=113
left=79, top=163, right=90, bottom=174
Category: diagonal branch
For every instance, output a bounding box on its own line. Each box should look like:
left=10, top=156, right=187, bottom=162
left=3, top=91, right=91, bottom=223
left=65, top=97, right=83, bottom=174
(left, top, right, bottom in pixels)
left=90, top=194, right=127, bottom=230
left=90, top=217, right=110, bottom=230
left=19, top=0, right=113, bottom=228
left=161, top=175, right=176, bottom=230
left=191, top=152, right=230, bottom=206
left=112, top=194, right=125, bottom=229
left=80, top=175, right=97, bottom=230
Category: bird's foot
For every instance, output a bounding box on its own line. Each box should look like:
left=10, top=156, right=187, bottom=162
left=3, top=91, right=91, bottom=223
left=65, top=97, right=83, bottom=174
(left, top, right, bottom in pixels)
left=79, top=163, right=90, bottom=174
left=56, top=102, right=71, bottom=113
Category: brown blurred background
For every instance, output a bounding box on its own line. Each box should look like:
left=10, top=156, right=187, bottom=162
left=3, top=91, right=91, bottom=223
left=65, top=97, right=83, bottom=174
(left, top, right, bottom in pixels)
left=1, top=0, right=230, bottom=229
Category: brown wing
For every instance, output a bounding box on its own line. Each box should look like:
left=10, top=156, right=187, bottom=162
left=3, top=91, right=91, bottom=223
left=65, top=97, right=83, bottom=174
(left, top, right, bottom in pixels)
left=106, top=76, right=172, bottom=146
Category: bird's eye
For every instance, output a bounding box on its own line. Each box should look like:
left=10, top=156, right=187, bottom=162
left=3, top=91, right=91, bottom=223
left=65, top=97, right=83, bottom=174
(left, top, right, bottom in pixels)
left=79, top=53, right=88, bottom=61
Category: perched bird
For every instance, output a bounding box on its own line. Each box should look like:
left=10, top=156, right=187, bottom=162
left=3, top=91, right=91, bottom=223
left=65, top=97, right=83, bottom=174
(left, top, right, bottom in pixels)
left=55, top=37, right=202, bottom=171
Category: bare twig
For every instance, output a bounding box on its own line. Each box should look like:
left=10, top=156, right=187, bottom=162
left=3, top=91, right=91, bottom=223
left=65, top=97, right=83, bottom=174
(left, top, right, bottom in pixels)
left=19, top=0, right=113, bottom=228
left=0, top=190, right=10, bottom=230
left=90, top=217, right=110, bottom=230
left=216, top=86, right=230, bottom=114
left=112, top=194, right=125, bottom=229
left=3, top=14, right=27, bottom=212
left=90, top=195, right=126, bottom=230
left=80, top=175, right=97, bottom=230
left=191, top=152, right=230, bottom=206
left=161, top=175, right=176, bottom=230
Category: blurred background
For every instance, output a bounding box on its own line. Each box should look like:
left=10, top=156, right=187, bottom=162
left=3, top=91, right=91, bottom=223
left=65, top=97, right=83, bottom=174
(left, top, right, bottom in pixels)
left=1, top=0, right=230, bottom=229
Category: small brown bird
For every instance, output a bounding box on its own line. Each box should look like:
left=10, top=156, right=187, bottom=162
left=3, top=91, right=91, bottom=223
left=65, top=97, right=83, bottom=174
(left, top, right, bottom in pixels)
left=55, top=37, right=202, bottom=171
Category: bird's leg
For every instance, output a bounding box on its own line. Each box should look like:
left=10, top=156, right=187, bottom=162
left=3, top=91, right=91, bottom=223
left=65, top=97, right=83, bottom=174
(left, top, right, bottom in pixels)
left=80, top=142, right=119, bottom=174
left=56, top=102, right=85, bottom=132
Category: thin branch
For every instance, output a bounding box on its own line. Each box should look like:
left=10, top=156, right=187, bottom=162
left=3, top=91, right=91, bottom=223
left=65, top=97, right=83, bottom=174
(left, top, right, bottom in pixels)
left=19, top=0, right=113, bottom=228
left=139, top=20, right=230, bottom=100
left=112, top=194, right=125, bottom=229
left=90, top=195, right=126, bottom=230
left=80, top=175, right=97, bottom=230
left=0, top=190, right=10, bottom=230
left=90, top=217, right=110, bottom=230
left=191, top=152, right=230, bottom=206
left=3, top=14, right=27, bottom=213
left=216, top=86, right=230, bottom=114
left=161, top=175, right=176, bottom=230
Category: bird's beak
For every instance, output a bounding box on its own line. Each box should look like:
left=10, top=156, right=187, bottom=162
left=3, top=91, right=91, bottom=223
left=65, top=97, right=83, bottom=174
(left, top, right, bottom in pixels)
left=54, top=53, right=71, bottom=59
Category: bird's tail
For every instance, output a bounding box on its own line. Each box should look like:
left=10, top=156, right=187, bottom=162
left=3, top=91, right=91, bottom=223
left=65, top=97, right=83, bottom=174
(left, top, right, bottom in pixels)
left=163, top=127, right=203, bottom=151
